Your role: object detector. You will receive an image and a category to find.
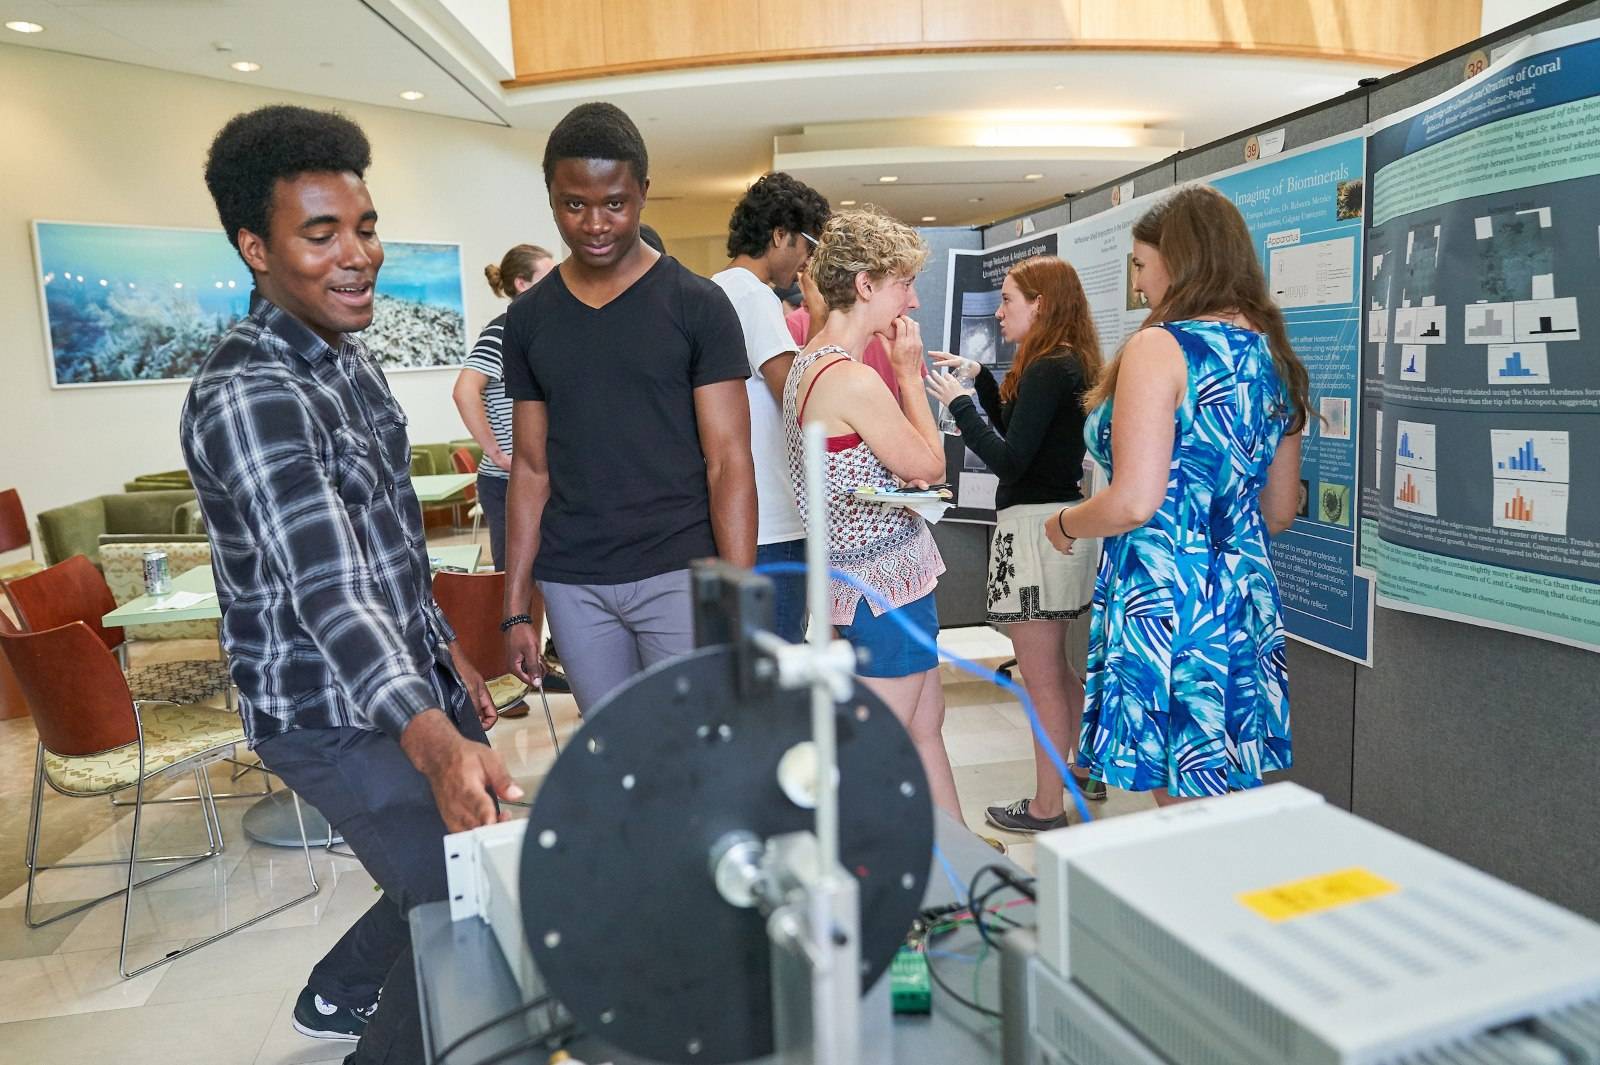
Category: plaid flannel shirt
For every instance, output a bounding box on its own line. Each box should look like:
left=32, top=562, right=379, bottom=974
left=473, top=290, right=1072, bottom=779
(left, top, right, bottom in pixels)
left=180, top=294, right=460, bottom=747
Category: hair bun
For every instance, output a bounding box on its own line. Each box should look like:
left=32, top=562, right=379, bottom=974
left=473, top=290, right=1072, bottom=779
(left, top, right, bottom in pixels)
left=484, top=263, right=504, bottom=297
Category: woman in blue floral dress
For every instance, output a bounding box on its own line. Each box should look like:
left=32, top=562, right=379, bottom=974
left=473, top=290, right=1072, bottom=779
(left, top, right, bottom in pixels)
left=1044, top=187, right=1309, bottom=803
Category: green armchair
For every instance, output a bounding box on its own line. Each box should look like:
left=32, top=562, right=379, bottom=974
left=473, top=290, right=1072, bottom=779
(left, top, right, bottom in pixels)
left=123, top=470, right=193, bottom=493
left=36, top=490, right=199, bottom=568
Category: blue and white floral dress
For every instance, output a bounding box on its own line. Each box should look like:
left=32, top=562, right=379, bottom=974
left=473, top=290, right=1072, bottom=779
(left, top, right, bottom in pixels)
left=1078, top=320, right=1292, bottom=797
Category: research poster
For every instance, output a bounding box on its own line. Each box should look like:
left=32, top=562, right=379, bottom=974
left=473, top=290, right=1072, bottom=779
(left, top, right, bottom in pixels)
left=1211, top=134, right=1374, bottom=664
left=1059, top=199, right=1149, bottom=358
left=1362, top=20, right=1600, bottom=652
left=941, top=228, right=1061, bottom=521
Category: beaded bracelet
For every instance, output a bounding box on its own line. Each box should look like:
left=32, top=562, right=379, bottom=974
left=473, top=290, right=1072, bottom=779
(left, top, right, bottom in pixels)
left=499, top=613, right=532, bottom=633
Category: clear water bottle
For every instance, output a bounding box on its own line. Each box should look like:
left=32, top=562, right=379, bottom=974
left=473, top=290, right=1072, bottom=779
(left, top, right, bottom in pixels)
left=933, top=354, right=976, bottom=433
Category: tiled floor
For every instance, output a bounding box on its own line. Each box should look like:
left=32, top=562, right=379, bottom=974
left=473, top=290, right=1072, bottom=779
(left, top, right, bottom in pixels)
left=0, top=530, right=1152, bottom=1063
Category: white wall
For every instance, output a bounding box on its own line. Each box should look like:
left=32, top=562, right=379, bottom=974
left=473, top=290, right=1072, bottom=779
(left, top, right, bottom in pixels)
left=437, top=0, right=516, bottom=77
left=1481, top=0, right=1553, bottom=34
left=0, top=43, right=561, bottom=523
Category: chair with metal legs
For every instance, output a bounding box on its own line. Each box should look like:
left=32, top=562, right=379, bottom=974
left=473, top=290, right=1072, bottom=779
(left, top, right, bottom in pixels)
left=450, top=446, right=484, bottom=543
left=432, top=569, right=561, bottom=752
left=2, top=619, right=320, bottom=978
left=5, top=554, right=232, bottom=707
left=0, top=487, right=45, bottom=582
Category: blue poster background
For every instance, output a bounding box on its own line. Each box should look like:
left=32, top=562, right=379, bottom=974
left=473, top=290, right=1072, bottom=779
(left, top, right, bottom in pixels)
left=1210, top=136, right=1374, bottom=663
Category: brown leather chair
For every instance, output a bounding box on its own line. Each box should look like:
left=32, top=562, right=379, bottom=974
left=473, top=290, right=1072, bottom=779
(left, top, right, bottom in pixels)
left=0, top=488, right=44, bottom=582
left=1, top=620, right=317, bottom=978
left=4, top=554, right=230, bottom=706
left=450, top=447, right=482, bottom=538
left=432, top=569, right=561, bottom=749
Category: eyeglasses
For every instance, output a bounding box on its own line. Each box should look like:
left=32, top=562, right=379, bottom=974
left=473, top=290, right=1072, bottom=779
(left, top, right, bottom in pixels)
left=801, top=232, right=820, bottom=248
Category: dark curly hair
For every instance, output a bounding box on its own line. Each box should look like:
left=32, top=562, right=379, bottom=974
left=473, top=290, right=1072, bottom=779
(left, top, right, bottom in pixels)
left=204, top=106, right=371, bottom=256
left=725, top=172, right=830, bottom=259
left=542, top=102, right=648, bottom=188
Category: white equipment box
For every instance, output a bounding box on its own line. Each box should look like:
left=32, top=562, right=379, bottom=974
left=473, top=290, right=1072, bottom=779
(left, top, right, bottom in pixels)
left=1032, top=783, right=1600, bottom=1065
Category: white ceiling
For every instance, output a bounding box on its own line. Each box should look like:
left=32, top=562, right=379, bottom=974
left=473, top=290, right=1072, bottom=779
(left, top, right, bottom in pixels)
left=0, top=0, right=505, bottom=123
left=2, top=0, right=1400, bottom=232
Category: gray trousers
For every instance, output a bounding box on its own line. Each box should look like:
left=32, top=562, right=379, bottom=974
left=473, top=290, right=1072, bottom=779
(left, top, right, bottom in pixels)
left=538, top=569, right=694, bottom=714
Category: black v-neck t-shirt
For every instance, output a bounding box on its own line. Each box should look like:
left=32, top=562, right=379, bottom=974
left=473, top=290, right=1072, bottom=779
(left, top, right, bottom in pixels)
left=501, top=254, right=747, bottom=584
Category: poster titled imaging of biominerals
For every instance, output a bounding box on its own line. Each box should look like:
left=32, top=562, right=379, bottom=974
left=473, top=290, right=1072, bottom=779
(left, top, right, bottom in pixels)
left=1212, top=134, right=1374, bottom=664
left=1361, top=18, right=1600, bottom=652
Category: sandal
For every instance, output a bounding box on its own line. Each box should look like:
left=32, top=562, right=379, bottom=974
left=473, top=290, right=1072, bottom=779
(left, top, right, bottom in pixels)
left=1070, top=772, right=1108, bottom=801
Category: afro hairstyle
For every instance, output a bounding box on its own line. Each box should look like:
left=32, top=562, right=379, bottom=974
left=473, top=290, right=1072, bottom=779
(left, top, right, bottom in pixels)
left=203, top=105, right=371, bottom=256
left=542, top=102, right=648, bottom=188
left=725, top=172, right=831, bottom=259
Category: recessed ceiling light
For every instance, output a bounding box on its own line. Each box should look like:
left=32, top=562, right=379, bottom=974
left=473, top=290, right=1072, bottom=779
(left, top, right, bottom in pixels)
left=877, top=176, right=898, bottom=183
left=5, top=20, right=44, bottom=33
left=839, top=199, right=857, bottom=206
left=1052, top=83, right=1065, bottom=90
left=967, top=197, right=984, bottom=203
left=400, top=90, right=425, bottom=101
left=230, top=61, right=260, bottom=72
left=921, top=216, right=937, bottom=222
left=1024, top=173, right=1045, bottom=181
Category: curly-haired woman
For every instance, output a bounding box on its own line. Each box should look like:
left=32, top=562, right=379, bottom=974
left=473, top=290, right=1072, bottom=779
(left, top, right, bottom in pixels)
left=783, top=208, right=960, bottom=820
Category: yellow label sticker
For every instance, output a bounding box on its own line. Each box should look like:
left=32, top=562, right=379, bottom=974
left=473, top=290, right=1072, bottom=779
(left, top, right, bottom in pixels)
left=1237, top=868, right=1399, bottom=922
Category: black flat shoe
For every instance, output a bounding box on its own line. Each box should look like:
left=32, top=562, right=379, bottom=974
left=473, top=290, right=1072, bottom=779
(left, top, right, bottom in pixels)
left=984, top=798, right=1068, bottom=834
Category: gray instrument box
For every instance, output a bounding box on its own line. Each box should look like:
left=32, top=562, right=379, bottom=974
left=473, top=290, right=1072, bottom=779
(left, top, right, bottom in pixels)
left=1035, top=784, right=1600, bottom=1065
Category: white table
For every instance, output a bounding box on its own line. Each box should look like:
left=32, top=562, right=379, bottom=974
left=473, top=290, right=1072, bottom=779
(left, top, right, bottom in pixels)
left=101, top=545, right=483, bottom=630
left=101, top=542, right=483, bottom=846
left=411, top=473, right=476, bottom=503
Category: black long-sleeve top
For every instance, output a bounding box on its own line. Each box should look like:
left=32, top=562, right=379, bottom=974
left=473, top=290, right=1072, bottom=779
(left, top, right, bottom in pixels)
left=948, top=350, right=1089, bottom=511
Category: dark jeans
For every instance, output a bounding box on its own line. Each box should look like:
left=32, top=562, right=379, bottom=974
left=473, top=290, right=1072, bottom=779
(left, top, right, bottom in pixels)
left=755, top=538, right=807, bottom=644
left=476, top=472, right=509, bottom=571
left=256, top=679, right=488, bottom=1064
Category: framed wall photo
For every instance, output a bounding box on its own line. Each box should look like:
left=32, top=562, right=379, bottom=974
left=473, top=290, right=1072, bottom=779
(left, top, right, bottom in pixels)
left=31, top=220, right=466, bottom=388
left=362, top=239, right=466, bottom=371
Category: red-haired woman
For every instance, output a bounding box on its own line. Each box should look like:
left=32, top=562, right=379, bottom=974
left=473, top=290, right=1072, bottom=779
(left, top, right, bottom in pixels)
left=927, top=255, right=1104, bottom=833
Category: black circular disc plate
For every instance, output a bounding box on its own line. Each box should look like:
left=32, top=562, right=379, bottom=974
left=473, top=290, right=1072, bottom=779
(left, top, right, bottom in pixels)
left=519, top=647, right=933, bottom=1064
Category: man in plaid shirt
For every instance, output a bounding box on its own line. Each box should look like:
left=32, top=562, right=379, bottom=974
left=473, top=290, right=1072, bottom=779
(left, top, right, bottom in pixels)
left=182, top=105, right=517, bottom=1063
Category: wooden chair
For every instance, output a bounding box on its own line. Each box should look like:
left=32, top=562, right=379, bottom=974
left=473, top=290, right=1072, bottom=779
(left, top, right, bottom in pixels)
left=1, top=620, right=318, bottom=977
left=432, top=569, right=560, bottom=750
left=4, top=554, right=231, bottom=707
left=450, top=447, right=483, bottom=542
left=0, top=488, right=44, bottom=581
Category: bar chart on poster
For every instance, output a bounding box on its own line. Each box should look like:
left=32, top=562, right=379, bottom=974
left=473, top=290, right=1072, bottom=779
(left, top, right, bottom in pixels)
left=1360, top=19, right=1600, bottom=653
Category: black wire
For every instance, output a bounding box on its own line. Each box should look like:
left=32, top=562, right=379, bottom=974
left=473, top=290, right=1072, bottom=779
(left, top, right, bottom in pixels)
left=966, top=864, right=1038, bottom=948
left=433, top=993, right=552, bottom=1063
left=920, top=935, right=1002, bottom=1020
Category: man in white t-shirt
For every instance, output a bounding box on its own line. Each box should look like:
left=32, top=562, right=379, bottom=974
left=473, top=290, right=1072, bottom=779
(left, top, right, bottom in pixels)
left=711, top=173, right=830, bottom=642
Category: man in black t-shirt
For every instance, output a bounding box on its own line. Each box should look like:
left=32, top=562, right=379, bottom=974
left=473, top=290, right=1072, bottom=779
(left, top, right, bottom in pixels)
left=501, top=103, right=755, bottom=713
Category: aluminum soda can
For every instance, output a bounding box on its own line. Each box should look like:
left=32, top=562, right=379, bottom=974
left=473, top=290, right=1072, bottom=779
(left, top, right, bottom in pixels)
left=142, top=550, right=172, bottom=596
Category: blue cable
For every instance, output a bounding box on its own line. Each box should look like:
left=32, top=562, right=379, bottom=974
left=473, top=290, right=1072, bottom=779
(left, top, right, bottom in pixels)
left=753, top=561, right=1094, bottom=824
left=931, top=841, right=968, bottom=905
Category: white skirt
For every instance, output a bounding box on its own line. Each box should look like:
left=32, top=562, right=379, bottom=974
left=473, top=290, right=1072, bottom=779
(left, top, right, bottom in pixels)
left=986, top=501, right=1099, bottom=623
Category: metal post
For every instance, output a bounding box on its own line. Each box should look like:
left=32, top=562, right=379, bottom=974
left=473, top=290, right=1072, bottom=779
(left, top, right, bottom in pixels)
left=803, top=422, right=840, bottom=881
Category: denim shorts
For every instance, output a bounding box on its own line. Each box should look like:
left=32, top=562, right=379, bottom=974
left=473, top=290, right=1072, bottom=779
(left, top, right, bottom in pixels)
left=838, top=591, right=939, bottom=678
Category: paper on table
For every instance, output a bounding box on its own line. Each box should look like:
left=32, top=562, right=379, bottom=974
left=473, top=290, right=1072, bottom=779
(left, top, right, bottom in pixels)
left=146, top=590, right=215, bottom=611
left=958, top=472, right=998, bottom=511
